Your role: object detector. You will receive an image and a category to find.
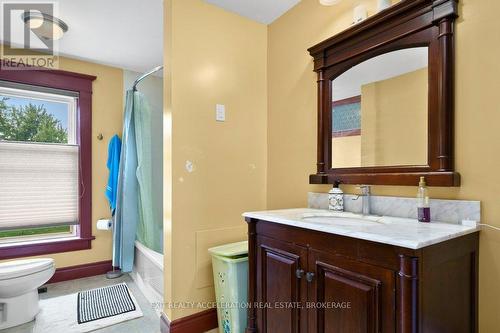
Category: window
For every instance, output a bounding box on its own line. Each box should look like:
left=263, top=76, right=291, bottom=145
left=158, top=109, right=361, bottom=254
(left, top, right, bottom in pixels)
left=332, top=96, right=361, bottom=138
left=0, top=67, right=96, bottom=259
left=0, top=84, right=78, bottom=243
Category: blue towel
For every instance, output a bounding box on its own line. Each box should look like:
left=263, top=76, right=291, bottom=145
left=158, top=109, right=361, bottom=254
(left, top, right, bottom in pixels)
left=105, top=135, right=121, bottom=215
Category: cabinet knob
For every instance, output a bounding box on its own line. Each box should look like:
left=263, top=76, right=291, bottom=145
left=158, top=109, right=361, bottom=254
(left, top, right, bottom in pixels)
left=306, top=272, right=315, bottom=282
left=296, top=269, right=305, bottom=279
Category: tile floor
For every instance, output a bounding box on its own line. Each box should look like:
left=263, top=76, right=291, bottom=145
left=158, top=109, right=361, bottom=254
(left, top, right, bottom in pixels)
left=2, top=274, right=161, bottom=333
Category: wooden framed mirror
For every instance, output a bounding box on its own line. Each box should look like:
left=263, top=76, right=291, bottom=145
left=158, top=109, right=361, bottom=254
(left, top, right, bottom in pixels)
left=308, top=0, right=460, bottom=186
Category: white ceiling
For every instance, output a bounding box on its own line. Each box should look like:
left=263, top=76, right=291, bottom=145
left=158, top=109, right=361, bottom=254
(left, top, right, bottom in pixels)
left=1, top=0, right=163, bottom=74
left=0, top=0, right=301, bottom=73
left=204, top=0, right=301, bottom=24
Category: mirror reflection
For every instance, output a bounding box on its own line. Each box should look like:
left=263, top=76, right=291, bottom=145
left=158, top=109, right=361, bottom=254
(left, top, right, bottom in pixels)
left=331, top=47, right=429, bottom=168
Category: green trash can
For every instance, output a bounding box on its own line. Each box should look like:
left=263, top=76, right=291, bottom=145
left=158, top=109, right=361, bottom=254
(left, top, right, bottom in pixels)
left=209, top=240, right=248, bottom=333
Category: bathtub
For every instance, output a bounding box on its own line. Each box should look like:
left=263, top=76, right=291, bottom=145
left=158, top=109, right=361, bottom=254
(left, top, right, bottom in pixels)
left=131, top=240, right=164, bottom=308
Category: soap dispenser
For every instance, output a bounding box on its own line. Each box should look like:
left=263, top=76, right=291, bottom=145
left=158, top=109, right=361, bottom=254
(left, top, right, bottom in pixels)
left=328, top=183, right=344, bottom=212
left=417, top=177, right=431, bottom=223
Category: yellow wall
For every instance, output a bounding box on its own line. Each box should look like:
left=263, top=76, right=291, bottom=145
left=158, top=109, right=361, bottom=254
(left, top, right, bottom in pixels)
left=268, top=0, right=383, bottom=209
left=332, top=135, right=361, bottom=168
left=361, top=68, right=428, bottom=166
left=164, top=0, right=267, bottom=320
left=0, top=57, right=123, bottom=268
left=268, top=0, right=500, bottom=331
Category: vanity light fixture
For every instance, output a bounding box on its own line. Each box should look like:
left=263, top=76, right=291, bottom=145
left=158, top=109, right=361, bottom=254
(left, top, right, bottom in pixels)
left=21, top=10, right=68, bottom=41
left=319, top=0, right=342, bottom=6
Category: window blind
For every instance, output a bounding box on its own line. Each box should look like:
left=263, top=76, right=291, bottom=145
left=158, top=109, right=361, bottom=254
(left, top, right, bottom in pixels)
left=0, top=141, right=79, bottom=230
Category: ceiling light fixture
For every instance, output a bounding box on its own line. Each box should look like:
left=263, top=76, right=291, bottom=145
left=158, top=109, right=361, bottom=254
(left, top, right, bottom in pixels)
left=21, top=10, right=68, bottom=41
left=319, top=0, right=342, bottom=5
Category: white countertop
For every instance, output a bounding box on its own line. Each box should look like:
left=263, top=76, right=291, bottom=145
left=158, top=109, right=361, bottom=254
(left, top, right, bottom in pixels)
left=243, top=208, right=479, bottom=250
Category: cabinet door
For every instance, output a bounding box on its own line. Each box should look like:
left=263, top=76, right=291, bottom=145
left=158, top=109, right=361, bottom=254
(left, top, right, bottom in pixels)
left=256, top=235, right=308, bottom=333
left=308, top=249, right=395, bottom=333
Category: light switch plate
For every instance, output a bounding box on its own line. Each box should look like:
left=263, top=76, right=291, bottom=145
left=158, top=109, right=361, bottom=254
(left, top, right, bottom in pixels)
left=216, top=104, right=225, bottom=122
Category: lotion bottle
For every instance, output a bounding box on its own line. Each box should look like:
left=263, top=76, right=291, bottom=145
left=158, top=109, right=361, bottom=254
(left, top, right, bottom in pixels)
left=417, top=177, right=431, bottom=223
left=328, top=184, right=344, bottom=212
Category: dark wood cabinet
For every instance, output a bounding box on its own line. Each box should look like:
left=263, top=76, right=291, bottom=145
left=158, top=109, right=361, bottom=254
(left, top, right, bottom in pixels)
left=256, top=236, right=308, bottom=333
left=308, top=249, right=395, bottom=333
left=246, top=218, right=479, bottom=333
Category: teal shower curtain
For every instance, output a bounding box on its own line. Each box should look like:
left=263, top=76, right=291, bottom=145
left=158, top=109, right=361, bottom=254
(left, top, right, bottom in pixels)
left=113, top=90, right=162, bottom=273
left=133, top=93, right=162, bottom=253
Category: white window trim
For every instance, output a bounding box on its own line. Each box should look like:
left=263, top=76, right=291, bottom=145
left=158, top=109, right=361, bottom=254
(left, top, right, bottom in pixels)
left=0, top=226, right=77, bottom=246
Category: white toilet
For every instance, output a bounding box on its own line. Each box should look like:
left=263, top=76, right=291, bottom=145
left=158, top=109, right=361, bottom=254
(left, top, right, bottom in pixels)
left=0, top=258, right=55, bottom=329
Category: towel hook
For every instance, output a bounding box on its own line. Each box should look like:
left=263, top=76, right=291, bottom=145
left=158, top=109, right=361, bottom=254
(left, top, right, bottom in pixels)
left=97, top=133, right=103, bottom=141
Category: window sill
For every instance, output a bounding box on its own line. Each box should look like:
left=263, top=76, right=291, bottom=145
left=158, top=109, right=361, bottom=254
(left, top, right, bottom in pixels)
left=0, top=236, right=95, bottom=260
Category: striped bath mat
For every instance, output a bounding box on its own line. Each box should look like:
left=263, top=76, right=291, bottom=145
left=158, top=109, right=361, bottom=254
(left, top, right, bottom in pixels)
left=78, top=283, right=137, bottom=323
left=34, top=283, right=143, bottom=333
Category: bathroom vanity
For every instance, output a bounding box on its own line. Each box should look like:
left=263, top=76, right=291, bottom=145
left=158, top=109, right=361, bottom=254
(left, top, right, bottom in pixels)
left=244, top=209, right=479, bottom=333
left=242, top=0, right=478, bottom=331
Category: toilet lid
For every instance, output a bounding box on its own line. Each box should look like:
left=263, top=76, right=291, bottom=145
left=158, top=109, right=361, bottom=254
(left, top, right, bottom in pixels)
left=0, top=258, right=54, bottom=280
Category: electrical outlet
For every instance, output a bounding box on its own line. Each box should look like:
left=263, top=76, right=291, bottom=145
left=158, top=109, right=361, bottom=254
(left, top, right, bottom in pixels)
left=461, top=219, right=478, bottom=227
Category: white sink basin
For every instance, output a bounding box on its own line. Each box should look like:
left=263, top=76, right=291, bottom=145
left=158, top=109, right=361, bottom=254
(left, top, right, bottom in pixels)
left=301, top=211, right=387, bottom=226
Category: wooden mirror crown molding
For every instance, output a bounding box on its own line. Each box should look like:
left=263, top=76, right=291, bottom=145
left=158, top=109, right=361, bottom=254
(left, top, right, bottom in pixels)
left=308, top=0, right=460, bottom=187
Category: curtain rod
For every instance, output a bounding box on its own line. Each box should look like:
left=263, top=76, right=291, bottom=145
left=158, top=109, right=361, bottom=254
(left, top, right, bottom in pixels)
left=132, top=65, right=163, bottom=91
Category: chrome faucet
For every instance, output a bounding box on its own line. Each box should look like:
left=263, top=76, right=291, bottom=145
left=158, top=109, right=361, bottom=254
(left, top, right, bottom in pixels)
left=352, top=185, right=371, bottom=215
